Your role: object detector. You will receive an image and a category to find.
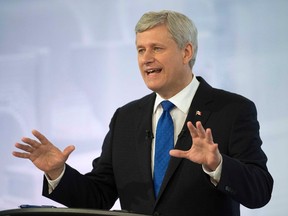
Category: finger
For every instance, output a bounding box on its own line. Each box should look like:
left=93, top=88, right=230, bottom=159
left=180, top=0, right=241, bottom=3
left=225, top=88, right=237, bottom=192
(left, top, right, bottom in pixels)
left=205, top=128, right=214, bottom=143
left=12, top=151, right=30, bottom=159
left=195, top=121, right=206, bottom=138
left=187, top=121, right=198, bottom=138
left=169, top=149, right=189, bottom=159
left=14, top=143, right=34, bottom=153
left=21, top=137, right=40, bottom=148
left=32, top=129, right=50, bottom=145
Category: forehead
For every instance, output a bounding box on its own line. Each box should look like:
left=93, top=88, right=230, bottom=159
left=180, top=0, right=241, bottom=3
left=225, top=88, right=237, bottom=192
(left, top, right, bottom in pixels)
left=136, top=25, right=174, bottom=47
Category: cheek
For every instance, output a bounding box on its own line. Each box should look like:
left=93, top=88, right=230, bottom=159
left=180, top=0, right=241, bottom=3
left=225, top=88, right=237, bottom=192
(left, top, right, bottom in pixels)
left=160, top=52, right=181, bottom=65
left=137, top=59, right=143, bottom=71
left=168, top=56, right=184, bottom=71
left=137, top=56, right=141, bottom=66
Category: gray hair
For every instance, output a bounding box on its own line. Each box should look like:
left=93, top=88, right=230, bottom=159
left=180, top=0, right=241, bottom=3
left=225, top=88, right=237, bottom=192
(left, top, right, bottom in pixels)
left=135, top=10, right=198, bottom=68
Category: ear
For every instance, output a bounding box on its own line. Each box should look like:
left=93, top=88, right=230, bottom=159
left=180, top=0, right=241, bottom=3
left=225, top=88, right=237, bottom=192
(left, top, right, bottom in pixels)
left=182, top=43, right=193, bottom=65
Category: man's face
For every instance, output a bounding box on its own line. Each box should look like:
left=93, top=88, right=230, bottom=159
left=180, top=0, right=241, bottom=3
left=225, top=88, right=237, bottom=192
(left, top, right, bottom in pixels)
left=136, top=24, right=193, bottom=99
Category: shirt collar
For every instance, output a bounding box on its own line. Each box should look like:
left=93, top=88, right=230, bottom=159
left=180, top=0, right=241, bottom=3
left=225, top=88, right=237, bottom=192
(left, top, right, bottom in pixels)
left=154, top=75, right=200, bottom=114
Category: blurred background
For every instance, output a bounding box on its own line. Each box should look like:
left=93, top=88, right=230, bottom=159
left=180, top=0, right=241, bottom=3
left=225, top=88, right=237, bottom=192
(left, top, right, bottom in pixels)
left=0, top=0, right=287, bottom=215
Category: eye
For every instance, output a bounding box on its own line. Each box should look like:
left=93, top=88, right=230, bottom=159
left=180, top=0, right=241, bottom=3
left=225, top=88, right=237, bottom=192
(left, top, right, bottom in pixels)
left=137, top=48, right=145, bottom=55
left=153, top=47, right=162, bottom=52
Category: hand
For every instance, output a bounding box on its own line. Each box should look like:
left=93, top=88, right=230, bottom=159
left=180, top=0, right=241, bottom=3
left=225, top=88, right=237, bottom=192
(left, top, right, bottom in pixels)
left=12, top=129, right=75, bottom=180
left=170, top=121, right=221, bottom=171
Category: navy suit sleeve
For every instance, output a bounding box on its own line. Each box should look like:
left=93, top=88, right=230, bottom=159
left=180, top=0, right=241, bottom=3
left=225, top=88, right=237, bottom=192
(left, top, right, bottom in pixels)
left=217, top=100, right=273, bottom=208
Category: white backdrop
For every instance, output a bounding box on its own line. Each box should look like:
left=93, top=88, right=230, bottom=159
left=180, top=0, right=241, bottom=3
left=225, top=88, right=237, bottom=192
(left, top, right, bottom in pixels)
left=0, top=0, right=287, bottom=215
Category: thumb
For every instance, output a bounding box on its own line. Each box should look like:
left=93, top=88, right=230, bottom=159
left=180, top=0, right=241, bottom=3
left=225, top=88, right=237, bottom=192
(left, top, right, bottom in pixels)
left=170, top=149, right=188, bottom=159
left=63, top=145, right=75, bottom=159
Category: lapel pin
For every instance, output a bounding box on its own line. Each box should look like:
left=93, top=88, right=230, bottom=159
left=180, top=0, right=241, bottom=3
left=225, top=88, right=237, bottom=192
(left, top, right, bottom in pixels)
left=196, top=110, right=202, bottom=116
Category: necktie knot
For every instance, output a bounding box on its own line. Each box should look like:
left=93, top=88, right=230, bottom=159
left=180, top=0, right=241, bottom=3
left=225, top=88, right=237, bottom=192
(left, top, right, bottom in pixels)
left=161, top=100, right=174, bottom=112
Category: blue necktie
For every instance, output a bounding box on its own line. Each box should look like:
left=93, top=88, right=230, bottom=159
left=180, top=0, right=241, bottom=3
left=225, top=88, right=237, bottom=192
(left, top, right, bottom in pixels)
left=154, top=100, right=175, bottom=197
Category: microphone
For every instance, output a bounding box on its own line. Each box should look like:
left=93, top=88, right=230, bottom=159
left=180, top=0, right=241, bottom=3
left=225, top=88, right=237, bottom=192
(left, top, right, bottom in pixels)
left=145, top=130, right=154, bottom=140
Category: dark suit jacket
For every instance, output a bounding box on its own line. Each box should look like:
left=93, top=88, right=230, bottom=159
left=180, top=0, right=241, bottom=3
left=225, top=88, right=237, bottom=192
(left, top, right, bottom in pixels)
left=43, top=77, right=273, bottom=216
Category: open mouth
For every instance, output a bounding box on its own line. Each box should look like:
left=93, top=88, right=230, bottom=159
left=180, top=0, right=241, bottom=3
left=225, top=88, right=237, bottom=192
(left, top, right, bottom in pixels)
left=146, top=68, right=162, bottom=74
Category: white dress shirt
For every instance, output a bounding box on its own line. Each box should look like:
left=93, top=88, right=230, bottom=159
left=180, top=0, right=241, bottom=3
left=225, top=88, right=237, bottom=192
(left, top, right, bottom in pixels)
left=151, top=75, right=199, bottom=174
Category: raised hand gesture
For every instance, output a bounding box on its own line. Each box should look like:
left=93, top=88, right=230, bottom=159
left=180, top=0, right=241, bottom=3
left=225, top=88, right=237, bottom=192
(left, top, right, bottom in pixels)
left=170, top=121, right=221, bottom=171
left=13, top=130, right=75, bottom=180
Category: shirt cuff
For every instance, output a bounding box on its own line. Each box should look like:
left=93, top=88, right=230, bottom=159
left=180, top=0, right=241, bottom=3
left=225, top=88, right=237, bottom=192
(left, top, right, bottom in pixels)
left=44, top=165, right=66, bottom=194
left=202, top=155, right=223, bottom=186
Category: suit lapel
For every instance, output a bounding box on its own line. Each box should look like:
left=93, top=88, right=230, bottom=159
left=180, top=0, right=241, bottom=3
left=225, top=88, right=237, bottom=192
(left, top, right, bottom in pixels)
left=135, top=93, right=156, bottom=201
left=156, top=76, right=214, bottom=201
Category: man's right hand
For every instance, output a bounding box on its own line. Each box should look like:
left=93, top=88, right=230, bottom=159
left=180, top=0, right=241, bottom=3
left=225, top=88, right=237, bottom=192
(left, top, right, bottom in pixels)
left=12, top=129, right=75, bottom=180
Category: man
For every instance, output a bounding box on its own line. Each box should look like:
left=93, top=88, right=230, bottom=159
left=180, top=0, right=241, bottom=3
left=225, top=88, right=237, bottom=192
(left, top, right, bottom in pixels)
left=13, top=10, right=273, bottom=216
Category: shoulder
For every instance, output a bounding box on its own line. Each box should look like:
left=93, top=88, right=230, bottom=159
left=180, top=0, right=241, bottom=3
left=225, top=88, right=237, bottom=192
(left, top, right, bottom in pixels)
left=196, top=76, right=257, bottom=115
left=113, top=92, right=156, bottom=115
left=108, top=93, right=155, bottom=127
left=197, top=76, right=255, bottom=106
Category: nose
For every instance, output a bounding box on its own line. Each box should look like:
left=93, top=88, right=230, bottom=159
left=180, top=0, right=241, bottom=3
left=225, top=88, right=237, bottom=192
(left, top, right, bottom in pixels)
left=140, top=50, right=155, bottom=65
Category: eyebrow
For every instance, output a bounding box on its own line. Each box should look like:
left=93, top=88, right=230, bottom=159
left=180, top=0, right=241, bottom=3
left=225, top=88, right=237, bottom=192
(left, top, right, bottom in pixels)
left=136, top=42, right=165, bottom=48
